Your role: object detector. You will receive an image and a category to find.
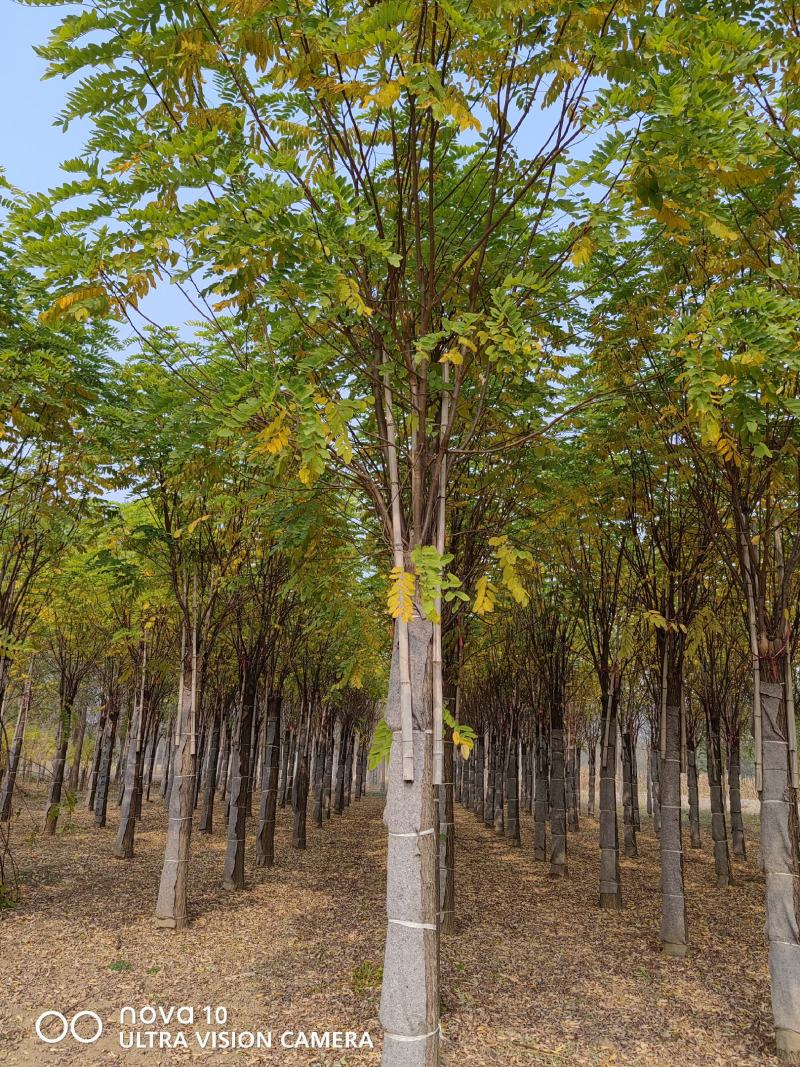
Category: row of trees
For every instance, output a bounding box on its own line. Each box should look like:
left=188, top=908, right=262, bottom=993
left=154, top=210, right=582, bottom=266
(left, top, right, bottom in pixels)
left=2, top=0, right=800, bottom=1063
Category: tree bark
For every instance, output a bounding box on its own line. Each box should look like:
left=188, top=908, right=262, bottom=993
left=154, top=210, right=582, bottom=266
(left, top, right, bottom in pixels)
left=493, top=739, right=504, bottom=835
left=631, top=744, right=641, bottom=831
left=255, top=694, right=282, bottom=867
left=144, top=724, right=159, bottom=802
left=161, top=721, right=174, bottom=803
left=707, top=704, right=732, bottom=888
left=345, top=731, right=355, bottom=807
left=45, top=685, right=77, bottom=835
left=354, top=732, right=366, bottom=799
left=291, top=720, right=309, bottom=849
left=506, top=732, right=521, bottom=847
left=94, top=702, right=119, bottom=828
left=646, top=749, right=653, bottom=816
left=223, top=674, right=258, bottom=890
left=650, top=743, right=661, bottom=835
left=621, top=726, right=638, bottom=859
left=472, top=733, right=485, bottom=823
left=217, top=717, right=229, bottom=800
left=154, top=653, right=197, bottom=930
left=576, top=742, right=584, bottom=823
left=588, top=740, right=596, bottom=817
left=687, top=730, right=701, bottom=850
left=533, top=724, right=547, bottom=860
left=550, top=714, right=567, bottom=878
left=599, top=697, right=622, bottom=909
left=86, top=705, right=107, bottom=813
left=334, top=724, right=347, bottom=815
left=380, top=616, right=438, bottom=1067
left=759, top=680, right=800, bottom=1061
left=485, top=732, right=495, bottom=829
left=0, top=674, right=31, bottom=822
left=439, top=726, right=455, bottom=935
left=113, top=695, right=143, bottom=859
left=66, top=702, right=87, bottom=796
left=728, top=732, right=746, bottom=859
left=660, top=699, right=688, bottom=956
left=312, top=724, right=327, bottom=827
left=199, top=706, right=220, bottom=833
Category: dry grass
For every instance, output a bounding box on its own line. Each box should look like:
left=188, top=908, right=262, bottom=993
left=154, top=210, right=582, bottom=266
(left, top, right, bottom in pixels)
left=0, top=781, right=778, bottom=1066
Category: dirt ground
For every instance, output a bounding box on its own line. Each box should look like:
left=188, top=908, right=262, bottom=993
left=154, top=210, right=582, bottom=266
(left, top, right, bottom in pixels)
left=0, top=782, right=780, bottom=1067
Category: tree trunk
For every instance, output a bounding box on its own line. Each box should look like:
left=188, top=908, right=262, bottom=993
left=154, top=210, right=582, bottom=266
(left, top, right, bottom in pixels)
left=94, top=705, right=119, bottom=828
left=161, top=722, right=174, bottom=803
left=282, top=727, right=296, bottom=810
left=650, top=743, right=661, bottom=835
left=354, top=732, right=365, bottom=799
left=114, top=713, right=127, bottom=787
left=113, top=693, right=143, bottom=858
left=439, top=727, right=455, bottom=935
left=245, top=701, right=259, bottom=819
left=218, top=718, right=230, bottom=800
left=379, top=616, right=438, bottom=1067
left=759, top=680, right=800, bottom=1060
left=707, top=705, right=732, bottom=888
left=223, top=674, right=258, bottom=891
left=144, top=724, right=159, bottom=802
left=255, top=694, right=282, bottom=867
left=345, top=732, right=355, bottom=807
left=193, top=720, right=207, bottom=810
left=599, top=698, right=622, bottom=909
left=154, top=653, right=197, bottom=930
left=0, top=675, right=31, bottom=822
left=199, top=706, right=221, bottom=833
left=86, top=706, right=107, bottom=813
left=473, top=733, right=485, bottom=823
left=493, top=739, right=504, bottom=835
left=631, top=743, right=641, bottom=831
left=572, top=744, right=581, bottom=827
left=323, top=720, right=335, bottom=818
left=485, top=732, right=495, bottom=829
left=587, top=740, right=596, bottom=817
left=334, top=724, right=347, bottom=815
left=291, top=720, right=309, bottom=849
left=687, top=731, right=701, bottom=850
left=565, top=741, right=575, bottom=832
left=728, top=732, right=746, bottom=859
left=506, top=733, right=521, bottom=846
left=66, top=702, right=87, bottom=796
left=621, top=726, right=638, bottom=859
left=550, top=713, right=567, bottom=878
left=533, top=725, right=547, bottom=860
left=45, top=692, right=75, bottom=835
left=660, top=698, right=688, bottom=956
left=312, top=729, right=326, bottom=826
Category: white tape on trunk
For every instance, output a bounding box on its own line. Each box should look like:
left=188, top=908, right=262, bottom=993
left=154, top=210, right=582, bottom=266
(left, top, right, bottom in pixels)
left=383, top=1026, right=440, bottom=1043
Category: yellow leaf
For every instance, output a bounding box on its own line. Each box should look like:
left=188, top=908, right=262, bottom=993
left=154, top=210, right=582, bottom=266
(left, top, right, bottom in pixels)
left=473, top=575, right=495, bottom=616
left=570, top=236, right=593, bottom=267
left=387, top=567, right=415, bottom=624
left=374, top=81, right=402, bottom=108
left=186, top=514, right=210, bottom=535
left=253, top=410, right=291, bottom=456
left=439, top=347, right=463, bottom=366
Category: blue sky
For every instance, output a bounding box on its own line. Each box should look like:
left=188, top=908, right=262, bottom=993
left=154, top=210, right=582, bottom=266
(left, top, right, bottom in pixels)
left=2, top=2, right=85, bottom=193
left=3, top=1, right=193, bottom=338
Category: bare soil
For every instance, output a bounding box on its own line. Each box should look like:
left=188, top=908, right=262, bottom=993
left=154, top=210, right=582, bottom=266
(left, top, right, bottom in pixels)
left=0, top=783, right=778, bottom=1066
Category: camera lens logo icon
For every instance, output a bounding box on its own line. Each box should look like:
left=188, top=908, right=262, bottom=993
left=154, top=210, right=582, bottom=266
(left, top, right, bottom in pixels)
left=35, top=1010, right=104, bottom=1044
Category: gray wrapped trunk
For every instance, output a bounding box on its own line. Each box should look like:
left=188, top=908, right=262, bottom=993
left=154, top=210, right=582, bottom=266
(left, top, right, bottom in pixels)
left=379, top=616, right=438, bottom=1067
